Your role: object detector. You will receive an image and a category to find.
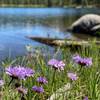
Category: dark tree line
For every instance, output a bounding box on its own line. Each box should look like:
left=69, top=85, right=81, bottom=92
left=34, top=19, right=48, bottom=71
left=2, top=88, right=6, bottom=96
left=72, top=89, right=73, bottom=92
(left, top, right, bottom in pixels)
left=0, top=0, right=99, bottom=7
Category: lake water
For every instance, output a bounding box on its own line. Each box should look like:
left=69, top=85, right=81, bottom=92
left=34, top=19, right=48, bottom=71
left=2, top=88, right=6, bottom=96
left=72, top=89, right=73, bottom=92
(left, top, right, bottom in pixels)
left=0, top=7, right=100, bottom=61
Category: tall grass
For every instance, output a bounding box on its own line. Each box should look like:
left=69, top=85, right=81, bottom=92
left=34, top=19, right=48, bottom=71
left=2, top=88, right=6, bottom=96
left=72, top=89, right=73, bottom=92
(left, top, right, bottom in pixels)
left=0, top=43, right=100, bottom=100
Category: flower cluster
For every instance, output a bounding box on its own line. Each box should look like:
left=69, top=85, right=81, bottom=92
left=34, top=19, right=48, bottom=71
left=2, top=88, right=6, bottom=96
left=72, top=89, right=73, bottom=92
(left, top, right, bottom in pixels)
left=67, top=72, right=78, bottom=81
left=16, top=86, right=28, bottom=95
left=2, top=52, right=93, bottom=99
left=48, top=59, right=65, bottom=71
left=32, top=76, right=48, bottom=93
left=73, top=55, right=92, bottom=67
left=32, top=86, right=44, bottom=93
left=37, top=76, right=48, bottom=84
left=83, top=96, right=88, bottom=100
left=6, top=66, right=35, bottom=80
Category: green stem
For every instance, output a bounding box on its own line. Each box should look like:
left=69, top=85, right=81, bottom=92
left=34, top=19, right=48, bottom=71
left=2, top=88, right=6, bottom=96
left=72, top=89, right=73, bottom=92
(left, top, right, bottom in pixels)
left=51, top=70, right=56, bottom=93
left=8, top=77, right=13, bottom=86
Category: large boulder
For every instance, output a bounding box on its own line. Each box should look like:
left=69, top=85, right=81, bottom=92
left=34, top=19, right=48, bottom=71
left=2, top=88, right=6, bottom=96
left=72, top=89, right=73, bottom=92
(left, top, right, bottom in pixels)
left=67, top=14, right=100, bottom=36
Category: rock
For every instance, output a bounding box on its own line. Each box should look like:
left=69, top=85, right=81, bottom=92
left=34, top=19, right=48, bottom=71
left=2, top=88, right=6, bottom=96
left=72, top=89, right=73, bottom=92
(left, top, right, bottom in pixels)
left=67, top=14, right=100, bottom=36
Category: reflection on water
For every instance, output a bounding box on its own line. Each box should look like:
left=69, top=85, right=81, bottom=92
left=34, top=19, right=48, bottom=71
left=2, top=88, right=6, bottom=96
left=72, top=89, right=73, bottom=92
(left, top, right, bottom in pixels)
left=0, top=8, right=100, bottom=60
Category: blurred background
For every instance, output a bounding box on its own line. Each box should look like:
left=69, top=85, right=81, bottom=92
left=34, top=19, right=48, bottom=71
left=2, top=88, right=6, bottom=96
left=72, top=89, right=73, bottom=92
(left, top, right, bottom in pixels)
left=0, top=0, right=99, bottom=61
left=0, top=0, right=99, bottom=7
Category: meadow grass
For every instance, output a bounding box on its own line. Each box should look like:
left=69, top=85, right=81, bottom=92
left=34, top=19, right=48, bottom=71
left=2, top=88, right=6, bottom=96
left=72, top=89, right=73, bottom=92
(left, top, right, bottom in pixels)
left=0, top=42, right=100, bottom=100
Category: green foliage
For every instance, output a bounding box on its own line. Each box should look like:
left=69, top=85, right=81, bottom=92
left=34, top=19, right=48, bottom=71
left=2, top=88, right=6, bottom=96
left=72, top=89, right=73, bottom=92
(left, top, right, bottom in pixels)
left=0, top=43, right=100, bottom=99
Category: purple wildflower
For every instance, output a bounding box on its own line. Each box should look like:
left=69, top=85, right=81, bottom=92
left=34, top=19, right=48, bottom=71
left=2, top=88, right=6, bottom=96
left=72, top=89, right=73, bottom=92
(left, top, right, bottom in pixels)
left=73, top=55, right=92, bottom=67
left=67, top=72, right=78, bottom=81
left=32, top=86, right=44, bottom=93
left=48, top=59, right=65, bottom=71
left=37, top=76, right=48, bottom=84
left=24, top=67, right=35, bottom=77
left=16, top=86, right=28, bottom=95
left=0, top=80, right=4, bottom=87
left=5, top=66, right=35, bottom=80
left=83, top=96, right=88, bottom=100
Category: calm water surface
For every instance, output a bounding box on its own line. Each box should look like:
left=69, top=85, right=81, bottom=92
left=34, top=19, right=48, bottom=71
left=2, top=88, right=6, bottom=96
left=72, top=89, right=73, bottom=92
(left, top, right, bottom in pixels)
left=0, top=8, right=100, bottom=60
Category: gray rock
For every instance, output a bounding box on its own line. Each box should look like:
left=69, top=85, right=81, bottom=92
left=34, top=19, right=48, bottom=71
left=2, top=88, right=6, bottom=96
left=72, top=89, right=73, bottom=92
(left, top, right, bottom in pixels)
left=68, top=14, right=100, bottom=36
